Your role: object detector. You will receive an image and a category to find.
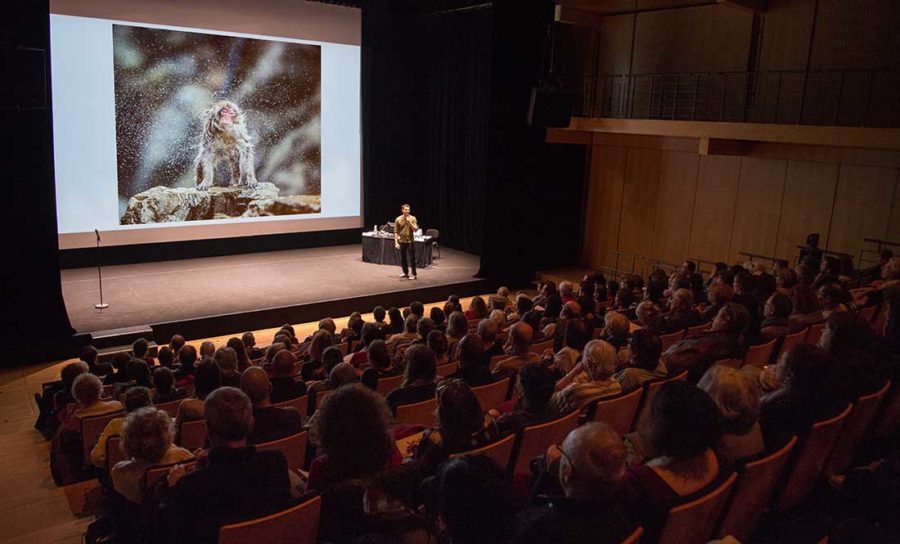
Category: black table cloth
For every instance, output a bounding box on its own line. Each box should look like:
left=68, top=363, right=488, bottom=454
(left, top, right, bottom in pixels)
left=362, top=233, right=433, bottom=267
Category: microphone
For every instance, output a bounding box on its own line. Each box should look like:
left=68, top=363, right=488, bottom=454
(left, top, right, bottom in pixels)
left=95, top=229, right=100, bottom=242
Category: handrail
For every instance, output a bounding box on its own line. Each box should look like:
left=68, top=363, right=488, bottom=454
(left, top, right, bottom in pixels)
left=738, top=251, right=782, bottom=264
left=793, top=246, right=853, bottom=260
left=863, top=238, right=900, bottom=250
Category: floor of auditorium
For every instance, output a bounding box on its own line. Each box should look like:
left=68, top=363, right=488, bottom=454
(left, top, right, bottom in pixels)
left=0, top=294, right=488, bottom=543
left=61, top=244, right=482, bottom=334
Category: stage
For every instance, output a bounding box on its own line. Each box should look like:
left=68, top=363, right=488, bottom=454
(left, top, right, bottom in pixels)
left=61, top=244, right=486, bottom=345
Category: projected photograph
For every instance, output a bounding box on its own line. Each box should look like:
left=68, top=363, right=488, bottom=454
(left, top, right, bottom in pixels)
left=113, top=24, right=322, bottom=225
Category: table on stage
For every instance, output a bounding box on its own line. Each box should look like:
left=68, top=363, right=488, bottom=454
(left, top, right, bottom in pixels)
left=361, top=232, right=433, bottom=268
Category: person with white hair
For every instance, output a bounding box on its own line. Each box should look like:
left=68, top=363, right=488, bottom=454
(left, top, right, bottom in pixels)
left=660, top=288, right=703, bottom=334
left=698, top=366, right=764, bottom=468
left=597, top=311, right=631, bottom=350
left=559, top=281, right=576, bottom=303
left=552, top=340, right=622, bottom=414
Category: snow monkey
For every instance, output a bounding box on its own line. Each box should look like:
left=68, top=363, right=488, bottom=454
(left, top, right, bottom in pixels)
left=194, top=100, right=258, bottom=190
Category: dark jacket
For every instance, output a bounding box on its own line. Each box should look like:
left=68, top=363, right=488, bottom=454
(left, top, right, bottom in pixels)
left=662, top=331, right=744, bottom=382
left=270, top=376, right=308, bottom=404
left=511, top=495, right=634, bottom=544
left=249, top=406, right=302, bottom=445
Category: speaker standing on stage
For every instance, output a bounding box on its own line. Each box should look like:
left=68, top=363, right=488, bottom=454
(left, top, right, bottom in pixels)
left=394, top=203, right=418, bottom=280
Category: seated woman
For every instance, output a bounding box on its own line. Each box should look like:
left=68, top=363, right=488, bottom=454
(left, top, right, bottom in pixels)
left=386, top=306, right=404, bottom=335
left=597, top=311, right=631, bottom=351
left=384, top=344, right=438, bottom=413
left=614, top=330, right=666, bottom=393
left=788, top=284, right=824, bottom=332
left=347, top=323, right=385, bottom=367
left=151, top=366, right=188, bottom=404
left=465, top=296, right=489, bottom=321
left=91, top=386, right=153, bottom=469
left=428, top=330, right=451, bottom=367
left=662, top=302, right=750, bottom=382
left=697, top=366, right=764, bottom=469
left=113, top=359, right=153, bottom=399
left=623, top=381, right=722, bottom=544
left=759, top=343, right=848, bottom=449
left=699, top=283, right=733, bottom=324
left=552, top=340, right=622, bottom=414
left=445, top=311, right=469, bottom=354
left=759, top=292, right=793, bottom=343
left=552, top=319, right=588, bottom=376
left=214, top=347, right=241, bottom=388
left=413, top=380, right=499, bottom=475
left=819, top=282, right=850, bottom=319
left=359, top=340, right=399, bottom=390
left=73, top=372, right=123, bottom=420
left=174, top=358, right=220, bottom=442
left=226, top=337, right=252, bottom=373
left=299, top=330, right=335, bottom=381
left=111, top=407, right=193, bottom=504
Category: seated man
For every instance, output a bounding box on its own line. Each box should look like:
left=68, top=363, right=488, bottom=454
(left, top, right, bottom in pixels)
left=162, top=387, right=292, bottom=544
left=240, top=367, right=302, bottom=444
left=495, top=362, right=558, bottom=435
left=386, top=315, right=419, bottom=348
left=660, top=288, right=703, bottom=334
left=447, top=335, right=498, bottom=387
left=269, top=349, right=307, bottom=403
left=512, top=422, right=634, bottom=544
left=495, top=322, right=541, bottom=374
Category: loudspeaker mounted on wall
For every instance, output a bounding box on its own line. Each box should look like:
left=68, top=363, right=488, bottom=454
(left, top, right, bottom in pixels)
left=527, top=85, right=574, bottom=128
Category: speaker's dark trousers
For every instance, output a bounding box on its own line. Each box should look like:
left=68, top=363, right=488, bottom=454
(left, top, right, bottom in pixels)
left=399, top=242, right=416, bottom=276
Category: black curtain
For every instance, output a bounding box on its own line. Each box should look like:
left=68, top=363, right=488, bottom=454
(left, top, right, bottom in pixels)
left=1, top=0, right=76, bottom=366
left=363, top=0, right=585, bottom=284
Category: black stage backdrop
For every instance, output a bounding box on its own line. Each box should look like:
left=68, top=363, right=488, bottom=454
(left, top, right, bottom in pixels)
left=362, top=0, right=585, bottom=284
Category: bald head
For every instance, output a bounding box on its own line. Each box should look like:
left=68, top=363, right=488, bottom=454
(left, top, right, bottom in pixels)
left=272, top=349, right=296, bottom=377
left=509, top=321, right=534, bottom=352
left=240, top=367, right=271, bottom=406
left=560, top=422, right=625, bottom=499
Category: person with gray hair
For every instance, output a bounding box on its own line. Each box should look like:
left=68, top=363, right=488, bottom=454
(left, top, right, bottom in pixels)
left=660, top=288, right=703, bottom=334
left=111, top=407, right=193, bottom=504
left=511, top=422, right=634, bottom=544
left=72, top=373, right=123, bottom=420
left=552, top=340, right=622, bottom=414
left=90, top=386, right=153, bottom=468
left=240, top=367, right=302, bottom=444
left=635, top=300, right=664, bottom=334
left=698, top=366, right=764, bottom=468
left=496, top=321, right=541, bottom=374
left=598, top=311, right=631, bottom=350
left=478, top=317, right=505, bottom=362
left=163, top=387, right=291, bottom=544
left=663, top=302, right=751, bottom=381
left=559, top=280, right=576, bottom=303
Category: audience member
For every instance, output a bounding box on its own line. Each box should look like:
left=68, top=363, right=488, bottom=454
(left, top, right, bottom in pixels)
left=177, top=345, right=198, bottom=383
left=789, top=284, right=823, bottom=332
left=819, top=312, right=886, bottom=400
left=226, top=337, right=251, bottom=372
left=760, top=292, right=793, bottom=342
left=660, top=288, right=703, bottom=334
left=553, top=319, right=588, bottom=374
left=465, top=296, right=489, bottom=321
left=300, top=329, right=334, bottom=380
left=384, top=344, right=438, bottom=412
left=553, top=340, right=622, bottom=413
left=269, top=349, right=307, bottom=403
left=495, top=362, right=558, bottom=435
left=213, top=347, right=241, bottom=388
left=156, top=346, right=175, bottom=370
left=387, top=314, right=420, bottom=348
left=242, top=332, right=263, bottom=359
left=175, top=358, right=221, bottom=431
left=106, top=353, right=133, bottom=385
left=697, top=366, right=764, bottom=468
left=438, top=455, right=514, bottom=544
left=360, top=339, right=400, bottom=390
left=240, top=367, right=302, bottom=444
left=634, top=301, right=664, bottom=335
left=73, top=373, right=123, bottom=419
left=599, top=311, right=631, bottom=350
left=199, top=341, right=216, bottom=360
left=819, top=283, right=849, bottom=318
left=614, top=330, right=666, bottom=393
left=91, top=386, right=152, bottom=468
left=386, top=306, right=404, bottom=334
left=132, top=338, right=155, bottom=366
left=663, top=302, right=750, bottom=381
left=428, top=329, right=451, bottom=366
left=478, top=318, right=505, bottom=362
left=496, top=322, right=540, bottom=373
left=449, top=335, right=498, bottom=387
left=162, top=387, right=291, bottom=544
left=152, top=367, right=188, bottom=404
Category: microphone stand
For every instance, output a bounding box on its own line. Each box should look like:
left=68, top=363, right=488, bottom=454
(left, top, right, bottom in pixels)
left=94, top=229, right=109, bottom=310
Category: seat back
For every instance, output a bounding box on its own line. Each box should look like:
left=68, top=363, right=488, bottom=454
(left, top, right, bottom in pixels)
left=218, top=493, right=322, bottom=544
left=778, top=328, right=807, bottom=358
left=529, top=339, right=554, bottom=354
left=715, top=436, right=798, bottom=542
left=144, top=459, right=198, bottom=491
left=713, top=358, right=743, bottom=369
left=106, top=435, right=126, bottom=472
left=875, top=382, right=900, bottom=438
left=511, top=409, right=581, bottom=479
left=273, top=396, right=309, bottom=423
left=658, top=472, right=738, bottom=544
left=312, top=390, right=332, bottom=414
left=376, top=374, right=405, bottom=397
left=621, top=526, right=644, bottom=544
left=659, top=330, right=686, bottom=352
left=394, top=398, right=438, bottom=427
left=435, top=362, right=458, bottom=378
left=685, top=323, right=710, bottom=336
left=633, top=371, right=688, bottom=432
left=337, top=343, right=349, bottom=356
left=81, top=411, right=125, bottom=463
left=773, top=404, right=852, bottom=511
left=449, top=433, right=517, bottom=472
left=743, top=339, right=777, bottom=368
left=155, top=399, right=184, bottom=418
left=804, top=322, right=825, bottom=345
left=178, top=419, right=207, bottom=450
left=592, top=387, right=643, bottom=436
left=826, top=380, right=892, bottom=476
left=471, top=378, right=511, bottom=411
left=256, top=431, right=308, bottom=473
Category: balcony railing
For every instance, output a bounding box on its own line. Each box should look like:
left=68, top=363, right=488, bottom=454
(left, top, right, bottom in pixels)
left=580, top=68, right=898, bottom=127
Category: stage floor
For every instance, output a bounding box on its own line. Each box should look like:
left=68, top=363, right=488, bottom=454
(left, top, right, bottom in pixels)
left=61, top=244, right=482, bottom=334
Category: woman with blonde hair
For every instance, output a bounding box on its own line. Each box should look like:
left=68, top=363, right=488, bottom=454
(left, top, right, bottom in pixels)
left=698, top=366, right=764, bottom=468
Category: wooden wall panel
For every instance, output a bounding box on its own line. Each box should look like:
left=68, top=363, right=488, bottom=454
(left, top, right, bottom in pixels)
left=827, top=165, right=898, bottom=258
left=774, top=161, right=840, bottom=260
left=582, top=146, right=627, bottom=270
left=729, top=158, right=788, bottom=262
left=686, top=155, right=742, bottom=262
left=617, top=148, right=662, bottom=258
left=650, top=152, right=699, bottom=265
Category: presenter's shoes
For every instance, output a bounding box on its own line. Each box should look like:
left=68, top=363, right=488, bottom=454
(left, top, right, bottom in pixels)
left=398, top=273, right=409, bottom=278
left=410, top=275, right=417, bottom=280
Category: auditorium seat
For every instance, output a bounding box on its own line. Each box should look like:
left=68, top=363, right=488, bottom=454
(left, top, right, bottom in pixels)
left=471, top=377, right=511, bottom=411
left=874, top=382, right=900, bottom=439
left=713, top=358, right=743, bottom=369
left=375, top=374, right=405, bottom=397
left=743, top=339, right=777, bottom=368
left=589, top=387, right=643, bottom=436
left=394, top=398, right=438, bottom=427
left=510, top=409, right=581, bottom=482
left=105, top=434, right=125, bottom=472
left=273, top=396, right=309, bottom=423
left=449, top=433, right=517, bottom=472
left=435, top=362, right=458, bottom=378
left=773, top=404, right=852, bottom=511
left=659, top=330, right=686, bottom=352
left=312, top=390, right=332, bottom=414
left=144, top=459, right=198, bottom=491
left=256, top=432, right=308, bottom=474
left=825, top=380, right=892, bottom=477
left=715, top=436, right=798, bottom=542
left=528, top=338, right=554, bottom=354
left=621, top=526, right=644, bottom=544
left=178, top=419, right=207, bottom=450
left=777, top=328, right=807, bottom=358
left=633, top=370, right=688, bottom=432
left=658, top=472, right=737, bottom=544
left=218, top=493, right=322, bottom=544
left=155, top=398, right=184, bottom=418
left=81, top=410, right=125, bottom=465
left=870, top=303, right=887, bottom=336
left=685, top=322, right=711, bottom=336
left=489, top=354, right=510, bottom=369
left=804, top=323, right=825, bottom=345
